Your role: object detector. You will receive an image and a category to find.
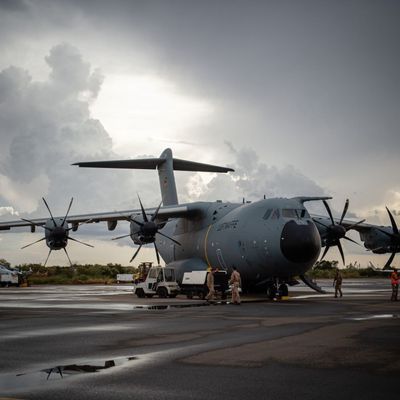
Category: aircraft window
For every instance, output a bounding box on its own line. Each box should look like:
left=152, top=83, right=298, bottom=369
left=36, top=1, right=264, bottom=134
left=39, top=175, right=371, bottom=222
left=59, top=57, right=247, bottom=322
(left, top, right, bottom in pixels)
left=282, top=209, right=297, bottom=218
left=271, top=209, right=280, bottom=219
left=263, top=209, right=272, bottom=219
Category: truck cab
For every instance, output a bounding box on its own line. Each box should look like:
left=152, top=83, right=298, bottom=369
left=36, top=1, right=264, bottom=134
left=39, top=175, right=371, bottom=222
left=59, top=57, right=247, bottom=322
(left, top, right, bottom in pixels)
left=133, top=266, right=180, bottom=298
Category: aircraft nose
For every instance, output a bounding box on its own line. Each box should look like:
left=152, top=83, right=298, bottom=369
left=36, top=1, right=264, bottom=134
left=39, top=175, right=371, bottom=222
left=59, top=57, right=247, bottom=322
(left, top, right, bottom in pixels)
left=280, top=220, right=321, bottom=263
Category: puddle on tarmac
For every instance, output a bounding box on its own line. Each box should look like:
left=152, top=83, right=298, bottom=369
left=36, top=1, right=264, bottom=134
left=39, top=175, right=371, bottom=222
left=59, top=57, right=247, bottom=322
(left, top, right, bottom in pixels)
left=0, top=356, right=137, bottom=392
left=132, top=301, right=229, bottom=310
left=350, top=314, right=399, bottom=321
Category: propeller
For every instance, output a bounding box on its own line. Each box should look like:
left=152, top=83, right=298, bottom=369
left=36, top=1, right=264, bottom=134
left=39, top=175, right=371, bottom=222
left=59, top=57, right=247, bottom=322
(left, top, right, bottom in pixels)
left=314, top=199, right=365, bottom=265
left=376, top=207, right=400, bottom=269
left=112, top=195, right=180, bottom=264
left=21, top=197, right=93, bottom=266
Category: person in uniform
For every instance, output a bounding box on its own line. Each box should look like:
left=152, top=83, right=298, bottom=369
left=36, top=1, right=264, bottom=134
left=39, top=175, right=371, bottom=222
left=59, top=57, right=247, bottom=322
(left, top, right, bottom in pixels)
left=205, top=267, right=216, bottom=302
left=390, top=267, right=399, bottom=301
left=333, top=268, right=343, bottom=298
left=229, top=266, right=242, bottom=305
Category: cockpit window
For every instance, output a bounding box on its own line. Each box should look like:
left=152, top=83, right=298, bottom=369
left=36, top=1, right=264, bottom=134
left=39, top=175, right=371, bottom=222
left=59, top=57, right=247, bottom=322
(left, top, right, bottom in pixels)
left=263, top=209, right=273, bottom=220
left=270, top=209, right=280, bottom=219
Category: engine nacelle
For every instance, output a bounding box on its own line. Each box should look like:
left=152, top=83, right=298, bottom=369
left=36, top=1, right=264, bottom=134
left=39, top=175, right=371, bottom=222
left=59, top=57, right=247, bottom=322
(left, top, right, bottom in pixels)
left=359, top=227, right=392, bottom=253
left=44, top=218, right=69, bottom=250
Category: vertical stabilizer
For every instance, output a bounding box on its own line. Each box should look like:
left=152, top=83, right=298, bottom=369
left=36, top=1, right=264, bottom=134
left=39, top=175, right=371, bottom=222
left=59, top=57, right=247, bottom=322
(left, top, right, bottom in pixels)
left=73, top=148, right=234, bottom=207
left=157, top=148, right=178, bottom=206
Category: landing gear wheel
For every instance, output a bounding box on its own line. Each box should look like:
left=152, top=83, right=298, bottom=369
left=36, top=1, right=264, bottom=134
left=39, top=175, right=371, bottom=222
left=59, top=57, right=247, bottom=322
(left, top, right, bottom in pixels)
left=279, top=283, right=289, bottom=297
left=136, top=288, right=145, bottom=298
left=266, top=285, right=277, bottom=300
left=157, top=287, right=168, bottom=298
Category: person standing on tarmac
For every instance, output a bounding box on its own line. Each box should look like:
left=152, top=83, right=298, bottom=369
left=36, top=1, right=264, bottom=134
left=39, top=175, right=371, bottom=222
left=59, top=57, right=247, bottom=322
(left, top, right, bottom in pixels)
left=205, top=267, right=216, bottom=302
left=230, top=266, right=241, bottom=305
left=333, top=268, right=343, bottom=298
left=390, top=267, right=399, bottom=301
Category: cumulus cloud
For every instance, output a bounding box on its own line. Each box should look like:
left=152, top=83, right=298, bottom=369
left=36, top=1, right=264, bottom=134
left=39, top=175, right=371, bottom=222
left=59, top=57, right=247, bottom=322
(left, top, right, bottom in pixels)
left=0, top=43, right=158, bottom=218
left=185, top=143, right=326, bottom=205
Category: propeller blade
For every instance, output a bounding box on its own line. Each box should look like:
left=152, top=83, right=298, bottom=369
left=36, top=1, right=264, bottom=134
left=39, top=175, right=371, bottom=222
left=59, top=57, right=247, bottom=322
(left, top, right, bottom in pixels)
left=323, top=200, right=335, bottom=225
left=42, top=197, right=57, bottom=226
left=157, top=231, right=181, bottom=246
left=376, top=228, right=397, bottom=240
left=63, top=247, right=73, bottom=266
left=314, top=219, right=329, bottom=228
left=339, top=199, right=349, bottom=225
left=154, top=242, right=160, bottom=265
left=320, top=245, right=330, bottom=261
left=130, top=245, right=142, bottom=263
left=137, top=195, right=148, bottom=222
left=383, top=251, right=396, bottom=270
left=337, top=240, right=345, bottom=265
left=21, top=218, right=53, bottom=232
left=43, top=249, right=52, bottom=267
left=345, top=219, right=366, bottom=231
left=62, top=197, right=74, bottom=226
left=386, top=207, right=399, bottom=235
left=130, top=219, right=144, bottom=227
left=151, top=201, right=163, bottom=222
left=68, top=236, right=94, bottom=248
left=21, top=236, right=46, bottom=249
left=111, top=233, right=132, bottom=241
left=343, top=236, right=362, bottom=246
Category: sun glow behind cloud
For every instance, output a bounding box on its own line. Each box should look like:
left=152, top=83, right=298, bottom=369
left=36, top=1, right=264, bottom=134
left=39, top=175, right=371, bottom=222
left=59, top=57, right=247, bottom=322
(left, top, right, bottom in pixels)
left=91, top=74, right=214, bottom=155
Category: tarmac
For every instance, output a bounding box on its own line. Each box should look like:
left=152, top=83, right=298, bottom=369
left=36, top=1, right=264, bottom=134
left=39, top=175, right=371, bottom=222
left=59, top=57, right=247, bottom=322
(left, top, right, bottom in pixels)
left=0, top=279, right=399, bottom=400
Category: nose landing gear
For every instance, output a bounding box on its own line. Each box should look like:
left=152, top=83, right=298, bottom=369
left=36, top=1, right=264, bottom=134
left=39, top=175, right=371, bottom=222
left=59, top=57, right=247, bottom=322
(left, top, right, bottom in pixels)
left=266, top=279, right=289, bottom=300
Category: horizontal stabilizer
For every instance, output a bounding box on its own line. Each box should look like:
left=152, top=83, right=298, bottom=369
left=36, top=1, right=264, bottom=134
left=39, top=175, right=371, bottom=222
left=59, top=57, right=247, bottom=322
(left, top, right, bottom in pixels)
left=73, top=157, right=234, bottom=173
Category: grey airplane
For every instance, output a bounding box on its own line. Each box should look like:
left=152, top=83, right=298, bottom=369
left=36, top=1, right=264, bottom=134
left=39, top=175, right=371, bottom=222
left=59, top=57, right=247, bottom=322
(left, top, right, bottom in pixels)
left=0, top=148, right=398, bottom=296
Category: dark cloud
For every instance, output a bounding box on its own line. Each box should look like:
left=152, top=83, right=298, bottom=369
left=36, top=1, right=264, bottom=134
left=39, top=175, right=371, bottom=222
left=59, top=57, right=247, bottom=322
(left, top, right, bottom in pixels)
left=0, top=43, right=161, bottom=217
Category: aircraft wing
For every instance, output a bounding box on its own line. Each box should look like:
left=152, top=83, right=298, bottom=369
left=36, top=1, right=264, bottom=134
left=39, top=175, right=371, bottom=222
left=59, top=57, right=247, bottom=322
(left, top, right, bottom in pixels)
left=0, top=203, right=200, bottom=231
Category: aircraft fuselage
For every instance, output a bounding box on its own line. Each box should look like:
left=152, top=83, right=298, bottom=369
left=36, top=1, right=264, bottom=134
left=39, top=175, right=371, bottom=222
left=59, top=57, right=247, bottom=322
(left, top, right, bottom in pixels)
left=154, top=198, right=321, bottom=286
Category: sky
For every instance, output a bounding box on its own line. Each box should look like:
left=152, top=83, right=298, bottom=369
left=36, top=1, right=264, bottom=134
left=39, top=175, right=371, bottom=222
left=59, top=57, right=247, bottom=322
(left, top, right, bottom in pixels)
left=0, top=0, right=399, bottom=268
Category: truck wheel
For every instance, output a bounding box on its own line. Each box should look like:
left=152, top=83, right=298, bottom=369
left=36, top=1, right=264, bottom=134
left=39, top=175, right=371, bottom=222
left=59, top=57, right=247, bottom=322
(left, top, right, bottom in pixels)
left=157, top=287, right=168, bottom=298
left=136, top=288, right=145, bottom=298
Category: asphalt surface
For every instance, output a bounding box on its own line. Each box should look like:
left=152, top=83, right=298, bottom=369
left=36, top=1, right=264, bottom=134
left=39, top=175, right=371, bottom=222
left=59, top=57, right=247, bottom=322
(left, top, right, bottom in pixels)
left=0, top=279, right=399, bottom=400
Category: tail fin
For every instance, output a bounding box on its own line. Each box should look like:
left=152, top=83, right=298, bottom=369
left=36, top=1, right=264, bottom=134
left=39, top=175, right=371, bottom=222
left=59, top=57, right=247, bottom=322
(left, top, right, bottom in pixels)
left=73, top=148, right=234, bottom=206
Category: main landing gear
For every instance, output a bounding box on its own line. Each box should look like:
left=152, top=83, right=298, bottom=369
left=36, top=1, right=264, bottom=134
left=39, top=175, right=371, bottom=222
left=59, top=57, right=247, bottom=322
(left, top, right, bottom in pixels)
left=266, top=280, right=289, bottom=300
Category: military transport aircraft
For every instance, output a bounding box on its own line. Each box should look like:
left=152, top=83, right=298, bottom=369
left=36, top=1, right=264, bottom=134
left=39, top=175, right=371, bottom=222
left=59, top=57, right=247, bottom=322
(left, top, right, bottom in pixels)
left=0, top=148, right=398, bottom=296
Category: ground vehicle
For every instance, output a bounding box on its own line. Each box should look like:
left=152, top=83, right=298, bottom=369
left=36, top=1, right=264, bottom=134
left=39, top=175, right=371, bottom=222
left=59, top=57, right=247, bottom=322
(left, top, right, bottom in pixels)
left=116, top=273, right=134, bottom=283
left=0, top=265, right=20, bottom=287
left=133, top=266, right=180, bottom=298
left=180, top=270, right=229, bottom=300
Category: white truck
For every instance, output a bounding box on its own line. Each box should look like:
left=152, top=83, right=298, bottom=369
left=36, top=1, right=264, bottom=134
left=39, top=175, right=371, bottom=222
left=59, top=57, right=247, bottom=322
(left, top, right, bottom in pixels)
left=116, top=274, right=134, bottom=283
left=133, top=265, right=180, bottom=298
left=180, top=270, right=229, bottom=300
left=0, top=266, right=20, bottom=287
